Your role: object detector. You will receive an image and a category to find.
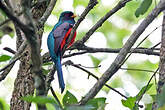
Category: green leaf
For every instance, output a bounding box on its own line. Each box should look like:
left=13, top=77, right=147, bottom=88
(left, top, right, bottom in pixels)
left=135, top=0, right=152, bottom=17
left=157, top=84, right=165, bottom=108
left=21, top=96, right=56, bottom=105
left=136, top=84, right=153, bottom=101
left=0, top=98, right=10, bottom=110
left=86, top=97, right=106, bottom=110
left=0, top=55, right=11, bottom=62
left=145, top=103, right=152, bottom=110
left=62, top=91, right=78, bottom=106
left=121, top=97, right=136, bottom=110
left=89, top=55, right=101, bottom=67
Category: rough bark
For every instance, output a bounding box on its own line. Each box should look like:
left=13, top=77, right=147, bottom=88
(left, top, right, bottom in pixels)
left=152, top=11, right=165, bottom=110
left=9, top=0, right=48, bottom=109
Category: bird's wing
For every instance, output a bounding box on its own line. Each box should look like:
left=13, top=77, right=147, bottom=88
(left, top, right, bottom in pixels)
left=53, top=22, right=73, bottom=53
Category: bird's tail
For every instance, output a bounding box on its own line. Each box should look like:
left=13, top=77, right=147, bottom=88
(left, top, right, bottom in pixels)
left=55, top=55, right=65, bottom=93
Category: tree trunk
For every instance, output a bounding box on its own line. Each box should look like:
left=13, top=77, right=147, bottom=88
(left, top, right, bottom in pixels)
left=152, top=11, right=165, bottom=110
left=9, top=0, right=47, bottom=109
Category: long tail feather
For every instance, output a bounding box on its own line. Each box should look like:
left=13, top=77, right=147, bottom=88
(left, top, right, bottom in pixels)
left=55, top=55, right=65, bottom=93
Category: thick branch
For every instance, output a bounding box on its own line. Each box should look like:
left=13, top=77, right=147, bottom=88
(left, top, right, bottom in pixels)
left=79, top=0, right=165, bottom=105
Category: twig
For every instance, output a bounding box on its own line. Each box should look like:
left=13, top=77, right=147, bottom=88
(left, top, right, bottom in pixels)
left=150, top=42, right=161, bottom=49
left=120, top=67, right=158, bottom=73
left=136, top=68, right=159, bottom=105
left=63, top=60, right=128, bottom=99
left=0, top=41, right=27, bottom=72
left=121, top=25, right=162, bottom=66
left=0, top=19, right=10, bottom=27
left=0, top=63, right=14, bottom=81
left=0, top=55, right=21, bottom=73
left=3, top=47, right=16, bottom=54
left=77, top=64, right=101, bottom=69
left=79, top=0, right=165, bottom=105
left=50, top=86, right=63, bottom=109
left=0, top=41, right=28, bottom=81
left=45, top=65, right=56, bottom=93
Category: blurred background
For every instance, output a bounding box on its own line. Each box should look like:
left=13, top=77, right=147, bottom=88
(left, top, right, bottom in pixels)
left=0, top=0, right=162, bottom=109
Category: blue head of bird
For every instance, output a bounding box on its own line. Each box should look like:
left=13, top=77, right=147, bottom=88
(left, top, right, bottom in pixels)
left=59, top=11, right=76, bottom=24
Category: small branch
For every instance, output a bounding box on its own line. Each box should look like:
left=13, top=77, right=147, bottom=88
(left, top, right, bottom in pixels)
left=150, top=42, right=161, bottom=49
left=74, top=0, right=132, bottom=45
left=45, top=65, right=56, bottom=93
left=50, top=86, right=63, bottom=109
left=0, top=41, right=28, bottom=81
left=120, top=67, right=158, bottom=73
left=121, top=25, right=162, bottom=65
left=0, top=63, right=14, bottom=81
left=39, top=0, right=57, bottom=25
left=63, top=60, right=128, bottom=99
left=79, top=0, right=165, bottom=105
left=3, top=47, right=16, bottom=54
left=0, top=55, right=21, bottom=73
left=0, top=19, right=10, bottom=27
left=136, top=68, right=159, bottom=105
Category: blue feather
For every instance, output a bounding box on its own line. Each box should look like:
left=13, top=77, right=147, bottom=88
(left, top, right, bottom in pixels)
left=55, top=55, right=65, bottom=93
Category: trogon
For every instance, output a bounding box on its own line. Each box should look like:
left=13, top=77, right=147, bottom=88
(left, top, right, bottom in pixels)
left=47, top=11, right=76, bottom=93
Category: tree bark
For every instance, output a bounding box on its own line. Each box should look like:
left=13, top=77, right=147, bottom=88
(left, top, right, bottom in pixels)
left=9, top=0, right=48, bottom=109
left=152, top=11, right=165, bottom=110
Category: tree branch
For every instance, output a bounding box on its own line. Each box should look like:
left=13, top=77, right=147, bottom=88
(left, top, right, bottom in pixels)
left=73, top=0, right=132, bottom=46
left=0, top=41, right=28, bottom=81
left=39, top=0, right=57, bottom=25
left=63, top=60, right=128, bottom=99
left=67, top=46, right=160, bottom=57
left=79, top=0, right=165, bottom=105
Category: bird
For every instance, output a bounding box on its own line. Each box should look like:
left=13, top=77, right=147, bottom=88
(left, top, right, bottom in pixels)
left=47, top=11, right=77, bottom=93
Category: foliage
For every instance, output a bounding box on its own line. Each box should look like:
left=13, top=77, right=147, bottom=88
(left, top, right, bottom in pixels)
left=122, top=84, right=153, bottom=110
left=0, top=55, right=11, bottom=62
left=21, top=91, right=106, bottom=110
left=135, top=0, right=152, bottom=17
left=0, top=98, right=9, bottom=110
left=62, top=91, right=78, bottom=106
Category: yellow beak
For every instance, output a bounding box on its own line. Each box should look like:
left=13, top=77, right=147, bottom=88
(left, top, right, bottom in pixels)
left=71, top=14, right=77, bottom=18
